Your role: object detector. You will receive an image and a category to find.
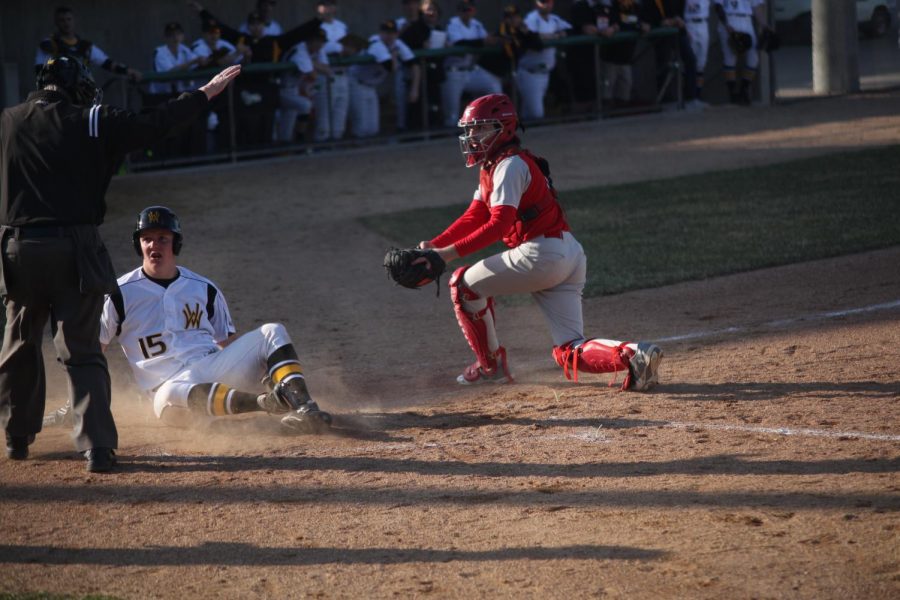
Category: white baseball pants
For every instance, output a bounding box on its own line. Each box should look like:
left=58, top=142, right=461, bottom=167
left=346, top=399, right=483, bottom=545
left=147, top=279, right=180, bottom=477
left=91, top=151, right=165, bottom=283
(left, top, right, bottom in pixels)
left=152, top=323, right=293, bottom=418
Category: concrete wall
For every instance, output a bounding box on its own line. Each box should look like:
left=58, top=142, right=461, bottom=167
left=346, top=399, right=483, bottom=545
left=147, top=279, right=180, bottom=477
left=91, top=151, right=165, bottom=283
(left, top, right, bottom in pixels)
left=3, top=1, right=579, bottom=105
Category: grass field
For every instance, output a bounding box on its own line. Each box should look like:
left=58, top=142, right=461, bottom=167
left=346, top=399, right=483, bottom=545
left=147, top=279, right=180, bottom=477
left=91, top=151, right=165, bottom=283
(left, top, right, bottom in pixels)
left=361, top=145, right=900, bottom=296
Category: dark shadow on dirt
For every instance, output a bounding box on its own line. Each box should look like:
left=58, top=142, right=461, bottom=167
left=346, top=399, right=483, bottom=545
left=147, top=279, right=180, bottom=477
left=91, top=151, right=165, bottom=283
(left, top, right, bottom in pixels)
left=1, top=482, right=896, bottom=512
left=339, top=411, right=665, bottom=431
left=0, top=542, right=665, bottom=566
left=659, top=381, right=900, bottom=402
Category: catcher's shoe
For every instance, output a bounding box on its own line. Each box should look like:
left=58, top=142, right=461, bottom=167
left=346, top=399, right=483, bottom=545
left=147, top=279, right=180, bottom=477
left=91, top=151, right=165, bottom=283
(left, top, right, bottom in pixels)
left=280, top=402, right=333, bottom=434
left=625, top=342, right=663, bottom=392
left=457, top=347, right=513, bottom=385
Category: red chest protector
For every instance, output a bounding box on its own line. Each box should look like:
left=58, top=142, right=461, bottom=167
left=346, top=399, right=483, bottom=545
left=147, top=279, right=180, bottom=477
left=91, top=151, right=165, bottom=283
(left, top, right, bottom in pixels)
left=479, top=147, right=569, bottom=248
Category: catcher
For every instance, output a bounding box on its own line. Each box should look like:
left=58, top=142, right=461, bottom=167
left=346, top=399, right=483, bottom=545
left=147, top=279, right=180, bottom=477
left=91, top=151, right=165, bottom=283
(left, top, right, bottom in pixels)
left=385, top=93, right=662, bottom=390
left=45, top=206, right=332, bottom=434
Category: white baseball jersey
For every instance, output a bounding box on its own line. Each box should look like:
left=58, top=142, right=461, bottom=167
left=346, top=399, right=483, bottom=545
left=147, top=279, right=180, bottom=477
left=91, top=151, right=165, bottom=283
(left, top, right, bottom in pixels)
left=35, top=40, right=109, bottom=70
left=191, top=38, right=241, bottom=64
left=685, top=0, right=712, bottom=19
left=100, top=266, right=235, bottom=392
left=239, top=20, right=283, bottom=36
left=283, top=42, right=318, bottom=78
left=715, top=0, right=762, bottom=17
left=367, top=35, right=416, bottom=65
left=321, top=19, right=348, bottom=55
left=445, top=16, right=489, bottom=69
left=149, top=44, right=198, bottom=95
left=522, top=10, right=572, bottom=71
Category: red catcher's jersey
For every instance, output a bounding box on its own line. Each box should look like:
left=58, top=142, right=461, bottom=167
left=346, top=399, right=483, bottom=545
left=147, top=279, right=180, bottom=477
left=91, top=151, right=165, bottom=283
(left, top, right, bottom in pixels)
left=479, top=147, right=569, bottom=248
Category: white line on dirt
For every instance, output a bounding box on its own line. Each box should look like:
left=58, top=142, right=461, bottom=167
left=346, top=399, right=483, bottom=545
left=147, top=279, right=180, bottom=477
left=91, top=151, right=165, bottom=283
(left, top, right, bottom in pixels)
left=665, top=421, right=900, bottom=442
left=655, top=299, right=900, bottom=343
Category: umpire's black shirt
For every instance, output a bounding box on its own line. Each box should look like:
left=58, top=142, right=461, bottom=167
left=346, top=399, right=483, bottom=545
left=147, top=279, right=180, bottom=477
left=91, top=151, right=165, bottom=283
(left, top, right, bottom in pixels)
left=0, top=88, right=208, bottom=226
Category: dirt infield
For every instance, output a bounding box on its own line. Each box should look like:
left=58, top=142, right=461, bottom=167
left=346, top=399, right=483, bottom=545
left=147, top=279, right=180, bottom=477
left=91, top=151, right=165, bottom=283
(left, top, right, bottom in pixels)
left=2, top=92, right=899, bottom=599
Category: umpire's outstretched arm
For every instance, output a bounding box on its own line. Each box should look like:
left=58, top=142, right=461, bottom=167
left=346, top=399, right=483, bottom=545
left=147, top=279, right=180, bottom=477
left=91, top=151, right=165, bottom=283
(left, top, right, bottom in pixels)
left=99, top=65, right=241, bottom=156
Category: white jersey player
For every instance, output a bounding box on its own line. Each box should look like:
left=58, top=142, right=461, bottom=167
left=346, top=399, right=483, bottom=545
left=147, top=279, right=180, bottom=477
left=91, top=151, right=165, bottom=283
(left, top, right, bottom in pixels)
left=714, top=0, right=767, bottom=104
left=277, top=33, right=325, bottom=142
left=313, top=0, right=351, bottom=141
left=520, top=1, right=572, bottom=120
left=350, top=21, right=419, bottom=138
left=46, top=206, right=332, bottom=434
left=684, top=0, right=711, bottom=99
left=441, top=1, right=502, bottom=128
left=412, top=94, right=662, bottom=390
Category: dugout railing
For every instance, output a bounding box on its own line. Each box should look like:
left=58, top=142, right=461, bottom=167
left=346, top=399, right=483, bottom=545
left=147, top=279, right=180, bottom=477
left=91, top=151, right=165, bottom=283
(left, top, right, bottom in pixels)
left=113, top=27, right=681, bottom=171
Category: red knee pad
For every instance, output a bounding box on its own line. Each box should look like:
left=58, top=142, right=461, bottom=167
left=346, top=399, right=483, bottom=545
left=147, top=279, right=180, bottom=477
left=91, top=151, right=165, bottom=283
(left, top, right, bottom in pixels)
left=552, top=339, right=634, bottom=387
left=450, top=266, right=497, bottom=371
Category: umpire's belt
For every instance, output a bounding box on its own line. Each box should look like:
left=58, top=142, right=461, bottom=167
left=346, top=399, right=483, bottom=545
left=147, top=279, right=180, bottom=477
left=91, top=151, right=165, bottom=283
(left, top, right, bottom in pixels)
left=688, top=18, right=707, bottom=23
left=8, top=225, right=73, bottom=239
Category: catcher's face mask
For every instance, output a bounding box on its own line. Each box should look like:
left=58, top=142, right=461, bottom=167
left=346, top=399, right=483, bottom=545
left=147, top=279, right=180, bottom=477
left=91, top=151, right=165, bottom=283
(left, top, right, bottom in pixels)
left=458, top=121, right=503, bottom=168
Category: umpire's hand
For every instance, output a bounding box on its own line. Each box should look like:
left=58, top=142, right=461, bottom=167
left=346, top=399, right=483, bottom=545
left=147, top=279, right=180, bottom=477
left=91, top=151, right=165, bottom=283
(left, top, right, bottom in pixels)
left=199, top=65, right=242, bottom=100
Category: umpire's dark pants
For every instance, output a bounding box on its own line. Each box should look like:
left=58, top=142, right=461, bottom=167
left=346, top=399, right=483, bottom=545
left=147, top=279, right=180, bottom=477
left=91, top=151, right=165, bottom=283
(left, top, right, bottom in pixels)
left=0, top=232, right=117, bottom=452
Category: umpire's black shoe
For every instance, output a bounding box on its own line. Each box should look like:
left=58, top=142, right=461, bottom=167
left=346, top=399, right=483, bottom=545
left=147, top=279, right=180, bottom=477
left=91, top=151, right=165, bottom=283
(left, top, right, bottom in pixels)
left=5, top=434, right=34, bottom=460
left=85, top=447, right=117, bottom=473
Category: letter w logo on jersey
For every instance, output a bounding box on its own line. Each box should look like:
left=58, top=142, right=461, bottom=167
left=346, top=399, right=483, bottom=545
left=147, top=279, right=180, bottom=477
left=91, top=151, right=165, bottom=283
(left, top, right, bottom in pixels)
left=183, top=303, right=203, bottom=329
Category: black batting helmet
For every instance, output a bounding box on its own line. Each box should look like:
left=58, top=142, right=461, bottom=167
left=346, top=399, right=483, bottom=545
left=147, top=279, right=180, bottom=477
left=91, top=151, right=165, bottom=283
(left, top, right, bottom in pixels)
left=36, top=55, right=101, bottom=106
left=133, top=206, right=183, bottom=257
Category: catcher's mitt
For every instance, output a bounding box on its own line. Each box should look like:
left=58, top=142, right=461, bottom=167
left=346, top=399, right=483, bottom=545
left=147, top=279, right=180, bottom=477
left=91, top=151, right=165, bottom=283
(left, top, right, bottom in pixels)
left=729, top=31, right=754, bottom=55
left=383, top=247, right=447, bottom=294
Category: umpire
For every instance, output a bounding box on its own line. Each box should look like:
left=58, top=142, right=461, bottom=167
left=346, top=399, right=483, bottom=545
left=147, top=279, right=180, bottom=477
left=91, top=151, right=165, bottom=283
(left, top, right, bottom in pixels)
left=0, top=56, right=240, bottom=472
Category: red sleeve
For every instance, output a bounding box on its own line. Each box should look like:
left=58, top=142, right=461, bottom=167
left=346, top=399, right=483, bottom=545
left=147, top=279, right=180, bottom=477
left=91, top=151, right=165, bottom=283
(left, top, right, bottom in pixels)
left=452, top=204, right=518, bottom=258
left=430, top=200, right=489, bottom=248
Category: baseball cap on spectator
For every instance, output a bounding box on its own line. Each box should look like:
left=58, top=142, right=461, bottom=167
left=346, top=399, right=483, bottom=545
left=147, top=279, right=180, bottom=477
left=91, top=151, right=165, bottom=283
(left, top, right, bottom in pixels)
left=457, top=1, right=476, bottom=12
left=503, top=5, right=519, bottom=17
left=317, top=0, right=336, bottom=5
left=246, top=11, right=264, bottom=24
left=380, top=19, right=399, bottom=33
left=202, top=19, right=222, bottom=34
left=164, top=21, right=183, bottom=35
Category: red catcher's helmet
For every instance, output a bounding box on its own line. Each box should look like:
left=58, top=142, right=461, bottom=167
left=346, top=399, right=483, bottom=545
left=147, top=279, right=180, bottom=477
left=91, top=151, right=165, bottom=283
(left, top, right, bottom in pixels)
left=458, top=94, right=519, bottom=168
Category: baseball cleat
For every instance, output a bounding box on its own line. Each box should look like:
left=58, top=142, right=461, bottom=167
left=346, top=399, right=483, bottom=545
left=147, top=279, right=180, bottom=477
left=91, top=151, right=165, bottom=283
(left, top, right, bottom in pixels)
left=43, top=404, right=73, bottom=428
left=457, top=347, right=513, bottom=385
left=257, top=390, right=291, bottom=415
left=626, top=342, right=663, bottom=392
left=280, top=402, right=333, bottom=434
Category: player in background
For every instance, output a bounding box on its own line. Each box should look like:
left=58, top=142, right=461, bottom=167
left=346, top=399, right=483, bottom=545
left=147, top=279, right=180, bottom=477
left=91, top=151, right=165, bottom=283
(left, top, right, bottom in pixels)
left=239, top=0, right=283, bottom=36
left=519, top=0, right=571, bottom=120
left=416, top=94, right=662, bottom=389
left=313, top=0, right=352, bottom=141
left=350, top=20, right=420, bottom=137
left=276, top=29, right=327, bottom=143
left=714, top=0, right=769, bottom=104
left=684, top=0, right=711, bottom=104
left=441, top=1, right=502, bottom=128
left=394, top=0, right=423, bottom=131
left=35, top=5, right=142, bottom=81
left=46, top=206, right=332, bottom=434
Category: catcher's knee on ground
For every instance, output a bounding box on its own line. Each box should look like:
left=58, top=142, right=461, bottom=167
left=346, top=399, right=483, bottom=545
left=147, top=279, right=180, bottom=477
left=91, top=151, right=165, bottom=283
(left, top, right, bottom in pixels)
left=551, top=339, right=663, bottom=391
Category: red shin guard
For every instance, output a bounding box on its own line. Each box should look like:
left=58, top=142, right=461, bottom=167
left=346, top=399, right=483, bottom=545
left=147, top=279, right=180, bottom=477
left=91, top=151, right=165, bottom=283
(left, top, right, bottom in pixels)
left=552, top=339, right=634, bottom=388
left=450, top=266, right=498, bottom=371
